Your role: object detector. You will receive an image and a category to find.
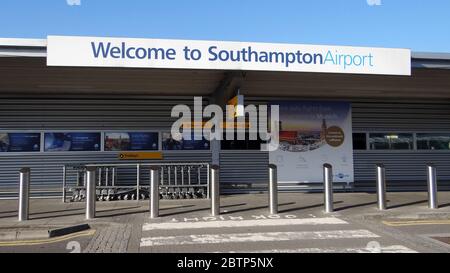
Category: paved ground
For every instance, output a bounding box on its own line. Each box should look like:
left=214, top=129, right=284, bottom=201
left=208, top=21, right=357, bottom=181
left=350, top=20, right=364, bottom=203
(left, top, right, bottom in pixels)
left=0, top=192, right=450, bottom=253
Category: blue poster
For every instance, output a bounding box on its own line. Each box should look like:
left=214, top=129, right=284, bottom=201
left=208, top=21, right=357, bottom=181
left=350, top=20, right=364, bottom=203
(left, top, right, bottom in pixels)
left=0, top=133, right=41, bottom=152
left=44, top=132, right=101, bottom=152
left=104, top=132, right=159, bottom=151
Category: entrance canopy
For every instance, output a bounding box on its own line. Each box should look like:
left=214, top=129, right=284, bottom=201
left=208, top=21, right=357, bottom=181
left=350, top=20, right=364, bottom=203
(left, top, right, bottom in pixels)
left=0, top=37, right=449, bottom=101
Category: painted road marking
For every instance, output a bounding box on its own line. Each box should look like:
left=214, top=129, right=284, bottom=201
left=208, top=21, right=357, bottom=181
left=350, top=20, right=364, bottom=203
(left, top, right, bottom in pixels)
left=140, top=229, right=379, bottom=247
left=383, top=219, right=450, bottom=227
left=217, top=245, right=417, bottom=253
left=143, top=217, right=348, bottom=231
left=0, top=229, right=96, bottom=247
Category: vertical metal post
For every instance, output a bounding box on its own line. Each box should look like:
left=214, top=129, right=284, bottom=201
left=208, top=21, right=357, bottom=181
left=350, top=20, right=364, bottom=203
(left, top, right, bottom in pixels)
left=98, top=167, right=102, bottom=186
left=76, top=170, right=81, bottom=187
left=150, top=166, right=160, bottom=218
left=323, top=163, right=334, bottom=213
left=268, top=164, right=278, bottom=215
left=174, top=166, right=178, bottom=186
left=427, top=164, right=438, bottom=209
left=18, top=167, right=30, bottom=221
left=111, top=167, right=116, bottom=187
left=83, top=170, right=87, bottom=187
left=136, top=164, right=140, bottom=201
left=86, top=166, right=96, bottom=220
left=188, top=166, right=191, bottom=185
left=376, top=164, right=387, bottom=210
left=181, top=166, right=185, bottom=186
left=105, top=167, right=109, bottom=187
left=206, top=164, right=210, bottom=199
left=210, top=165, right=220, bottom=216
left=168, top=166, right=171, bottom=185
left=62, top=165, right=66, bottom=203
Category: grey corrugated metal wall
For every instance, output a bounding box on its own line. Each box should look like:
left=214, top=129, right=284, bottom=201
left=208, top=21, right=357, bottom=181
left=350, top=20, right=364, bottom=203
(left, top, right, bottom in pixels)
left=240, top=98, right=450, bottom=191
left=0, top=96, right=212, bottom=198
left=219, top=151, right=269, bottom=192
left=1, top=96, right=449, bottom=196
left=352, top=102, right=450, bottom=191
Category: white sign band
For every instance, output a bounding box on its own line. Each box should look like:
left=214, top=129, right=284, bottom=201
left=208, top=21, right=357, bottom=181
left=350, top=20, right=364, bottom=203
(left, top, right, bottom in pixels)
left=47, top=36, right=411, bottom=76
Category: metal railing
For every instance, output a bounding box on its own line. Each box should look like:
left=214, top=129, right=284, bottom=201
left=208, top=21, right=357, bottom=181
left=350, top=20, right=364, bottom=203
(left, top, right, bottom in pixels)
left=62, top=162, right=210, bottom=202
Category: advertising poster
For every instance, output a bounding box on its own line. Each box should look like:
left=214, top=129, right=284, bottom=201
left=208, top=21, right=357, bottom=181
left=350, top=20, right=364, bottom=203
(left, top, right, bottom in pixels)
left=162, top=132, right=210, bottom=150
left=105, top=132, right=159, bottom=151
left=269, top=101, right=354, bottom=183
left=44, top=132, right=101, bottom=152
left=0, top=133, right=41, bottom=152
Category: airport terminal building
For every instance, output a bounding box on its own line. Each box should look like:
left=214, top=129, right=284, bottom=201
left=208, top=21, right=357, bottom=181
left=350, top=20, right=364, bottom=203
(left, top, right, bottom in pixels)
left=1, top=36, right=450, bottom=199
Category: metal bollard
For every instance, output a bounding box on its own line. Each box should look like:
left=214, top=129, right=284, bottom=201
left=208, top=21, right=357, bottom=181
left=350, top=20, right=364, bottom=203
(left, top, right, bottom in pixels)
left=210, top=165, right=220, bottom=216
left=206, top=164, right=210, bottom=199
left=136, top=164, right=140, bottom=201
left=86, top=166, right=97, bottom=220
left=18, top=167, right=31, bottom=221
left=268, top=164, right=278, bottom=215
left=98, top=167, right=102, bottom=186
left=83, top=170, right=87, bottom=187
left=323, top=163, right=334, bottom=213
left=149, top=166, right=160, bottom=218
left=376, top=164, right=387, bottom=210
left=427, top=164, right=438, bottom=209
left=62, top=165, right=66, bottom=203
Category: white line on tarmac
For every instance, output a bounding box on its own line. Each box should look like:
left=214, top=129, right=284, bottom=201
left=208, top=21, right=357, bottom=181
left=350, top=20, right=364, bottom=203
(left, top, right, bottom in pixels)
left=217, top=245, right=417, bottom=253
left=140, top=229, right=379, bottom=247
left=142, top=217, right=348, bottom=231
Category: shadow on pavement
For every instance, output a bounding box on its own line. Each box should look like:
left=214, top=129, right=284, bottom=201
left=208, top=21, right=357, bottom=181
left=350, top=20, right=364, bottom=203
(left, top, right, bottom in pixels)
left=220, top=203, right=247, bottom=208
left=388, top=199, right=427, bottom=209
left=160, top=204, right=196, bottom=210
left=30, top=205, right=145, bottom=220
left=279, top=201, right=344, bottom=213
left=0, top=210, right=20, bottom=214
left=222, top=202, right=295, bottom=214
left=97, top=209, right=149, bottom=218
left=30, top=207, right=85, bottom=215
left=160, top=207, right=210, bottom=217
left=335, top=201, right=378, bottom=211
left=0, top=214, right=17, bottom=219
left=279, top=203, right=324, bottom=213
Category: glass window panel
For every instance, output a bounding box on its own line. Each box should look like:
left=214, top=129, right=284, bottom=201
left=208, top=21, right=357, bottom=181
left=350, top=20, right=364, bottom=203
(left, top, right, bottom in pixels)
left=352, top=133, right=367, bottom=150
left=417, top=133, right=450, bottom=150
left=369, top=133, right=413, bottom=150
left=221, top=132, right=264, bottom=150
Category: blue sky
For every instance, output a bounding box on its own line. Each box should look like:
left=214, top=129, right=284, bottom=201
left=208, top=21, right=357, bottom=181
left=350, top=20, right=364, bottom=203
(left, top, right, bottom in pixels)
left=1, top=0, right=449, bottom=53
